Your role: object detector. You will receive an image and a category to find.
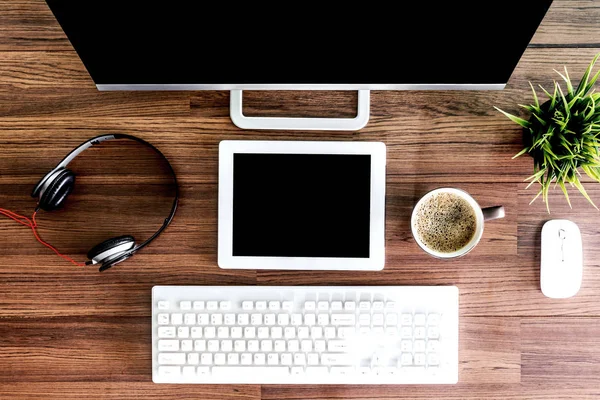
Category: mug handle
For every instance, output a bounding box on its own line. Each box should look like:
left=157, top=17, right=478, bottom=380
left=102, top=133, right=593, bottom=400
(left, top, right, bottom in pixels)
left=483, top=206, right=505, bottom=221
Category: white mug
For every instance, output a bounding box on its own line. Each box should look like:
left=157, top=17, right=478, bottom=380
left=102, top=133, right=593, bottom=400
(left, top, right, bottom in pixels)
left=411, top=188, right=505, bottom=258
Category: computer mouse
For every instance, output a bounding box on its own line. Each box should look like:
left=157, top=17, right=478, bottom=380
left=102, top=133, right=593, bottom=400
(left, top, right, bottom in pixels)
left=540, top=219, right=583, bottom=298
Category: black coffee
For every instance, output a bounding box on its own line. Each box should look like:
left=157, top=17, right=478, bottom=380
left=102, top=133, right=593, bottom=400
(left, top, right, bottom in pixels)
left=414, top=192, right=477, bottom=253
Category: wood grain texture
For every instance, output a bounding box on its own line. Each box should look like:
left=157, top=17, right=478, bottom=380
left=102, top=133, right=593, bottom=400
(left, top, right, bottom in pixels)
left=1, top=0, right=600, bottom=399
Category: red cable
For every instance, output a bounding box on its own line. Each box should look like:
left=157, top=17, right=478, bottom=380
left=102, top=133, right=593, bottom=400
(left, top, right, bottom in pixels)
left=0, top=208, right=85, bottom=267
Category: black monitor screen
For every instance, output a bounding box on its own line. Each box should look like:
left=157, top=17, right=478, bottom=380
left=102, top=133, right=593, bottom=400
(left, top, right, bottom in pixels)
left=232, top=154, right=371, bottom=258
left=45, top=1, right=552, bottom=85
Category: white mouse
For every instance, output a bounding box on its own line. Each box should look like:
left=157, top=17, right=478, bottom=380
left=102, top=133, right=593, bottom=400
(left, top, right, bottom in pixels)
left=540, top=219, right=583, bottom=298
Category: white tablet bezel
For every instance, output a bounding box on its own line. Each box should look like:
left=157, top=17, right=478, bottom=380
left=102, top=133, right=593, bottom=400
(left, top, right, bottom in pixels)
left=218, top=140, right=386, bottom=271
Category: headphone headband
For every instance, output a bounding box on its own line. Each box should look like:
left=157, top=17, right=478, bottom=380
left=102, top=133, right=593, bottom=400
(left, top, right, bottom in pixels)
left=33, top=134, right=179, bottom=262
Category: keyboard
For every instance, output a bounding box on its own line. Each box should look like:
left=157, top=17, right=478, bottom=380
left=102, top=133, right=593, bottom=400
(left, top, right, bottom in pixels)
left=152, top=285, right=459, bottom=384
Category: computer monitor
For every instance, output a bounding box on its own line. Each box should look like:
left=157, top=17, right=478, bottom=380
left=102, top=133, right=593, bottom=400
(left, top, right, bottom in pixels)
left=45, top=1, right=553, bottom=131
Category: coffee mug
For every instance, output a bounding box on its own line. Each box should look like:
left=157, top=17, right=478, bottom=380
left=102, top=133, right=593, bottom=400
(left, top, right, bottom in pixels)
left=411, top=188, right=505, bottom=258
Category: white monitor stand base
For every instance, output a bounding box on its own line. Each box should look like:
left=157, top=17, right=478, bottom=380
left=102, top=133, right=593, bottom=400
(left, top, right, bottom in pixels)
left=229, top=90, right=370, bottom=131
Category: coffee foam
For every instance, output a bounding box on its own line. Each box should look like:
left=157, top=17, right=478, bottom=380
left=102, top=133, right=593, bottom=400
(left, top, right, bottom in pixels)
left=415, top=192, right=477, bottom=253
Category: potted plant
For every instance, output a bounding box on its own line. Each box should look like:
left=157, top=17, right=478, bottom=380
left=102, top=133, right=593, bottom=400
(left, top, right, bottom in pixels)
left=495, top=53, right=600, bottom=212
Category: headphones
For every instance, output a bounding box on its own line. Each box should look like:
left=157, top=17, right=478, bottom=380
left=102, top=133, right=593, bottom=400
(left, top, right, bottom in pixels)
left=31, top=134, right=179, bottom=272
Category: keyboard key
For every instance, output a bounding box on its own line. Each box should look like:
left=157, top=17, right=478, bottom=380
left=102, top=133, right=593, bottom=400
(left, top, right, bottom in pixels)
left=224, top=314, right=236, bottom=325
left=197, top=314, right=209, bottom=325
left=211, top=314, right=223, bottom=325
left=207, top=301, right=218, bottom=310
left=385, top=301, right=396, bottom=309
left=271, top=326, right=283, bottom=339
left=324, top=327, right=336, bottom=339
left=427, top=340, right=440, bottom=352
left=414, top=314, right=426, bottom=325
left=264, top=314, right=276, bottom=325
left=331, top=366, right=355, bottom=375
left=414, top=327, right=426, bottom=339
left=274, top=340, right=286, bottom=351
left=386, top=313, right=398, bottom=326
left=281, top=353, right=292, bottom=365
left=244, top=327, right=256, bottom=338
left=288, top=340, right=299, bottom=352
left=307, top=353, right=319, bottom=365
left=318, top=301, right=329, bottom=311
left=414, top=340, right=426, bottom=352
left=359, top=314, right=370, bottom=325
left=298, top=327, right=309, bottom=339
left=212, top=366, right=289, bottom=377
left=240, top=353, right=252, bottom=365
left=219, top=301, right=231, bottom=310
left=304, top=301, right=316, bottom=311
left=428, top=313, right=441, bottom=325
left=344, top=301, right=356, bottom=311
left=331, top=301, right=343, bottom=311
left=372, top=301, right=384, bottom=310
left=414, top=353, right=426, bottom=366
left=400, top=340, right=413, bottom=352
left=157, top=313, right=169, bottom=325
left=284, top=327, right=296, bottom=339
left=427, top=353, right=440, bottom=366
left=177, top=327, right=189, bottom=338
left=231, top=327, right=242, bottom=338
left=261, top=340, right=273, bottom=352
left=217, top=327, right=229, bottom=338
left=194, top=340, right=206, bottom=351
left=401, top=314, right=413, bottom=325
left=208, top=340, right=219, bottom=351
left=372, top=314, right=384, bottom=326
left=359, top=301, right=371, bottom=311
left=248, top=340, right=259, bottom=352
left=158, top=366, right=180, bottom=376
left=337, top=327, right=355, bottom=338
left=268, top=301, right=280, bottom=310
left=400, top=353, right=413, bottom=366
left=204, top=327, right=216, bottom=338
left=214, top=353, right=226, bottom=365
left=158, top=301, right=169, bottom=310
left=201, top=353, right=212, bottom=365
left=258, top=327, right=269, bottom=339
left=311, top=326, right=323, bottom=338
left=282, top=301, right=294, bottom=311
left=158, top=340, right=179, bottom=351
left=254, top=353, right=266, bottom=365
left=428, top=327, right=440, bottom=339
left=251, top=314, right=263, bottom=325
left=221, top=340, right=233, bottom=352
left=234, top=340, right=245, bottom=352
left=400, top=327, right=413, bottom=338
left=237, top=313, right=249, bottom=325
left=180, top=301, right=191, bottom=310
left=184, top=313, right=196, bottom=325
left=328, top=340, right=350, bottom=352
left=301, top=340, right=312, bottom=352
left=187, top=352, right=199, bottom=364
left=158, top=353, right=186, bottom=365
left=181, top=340, right=192, bottom=351
left=304, top=314, right=316, bottom=326
left=277, top=314, right=289, bottom=326
left=291, top=314, right=303, bottom=325
left=191, top=327, right=203, bottom=338
left=228, top=353, right=239, bottom=365
left=332, top=314, right=356, bottom=326
left=267, top=353, right=279, bottom=365
left=158, top=327, right=176, bottom=338
left=321, top=353, right=352, bottom=366
left=193, top=301, right=204, bottom=310
left=256, top=301, right=267, bottom=310
left=197, top=366, right=210, bottom=376
left=242, top=301, right=253, bottom=310
left=314, top=340, right=326, bottom=352
left=317, top=314, right=329, bottom=325
left=306, top=366, right=328, bottom=375
left=294, top=353, right=306, bottom=365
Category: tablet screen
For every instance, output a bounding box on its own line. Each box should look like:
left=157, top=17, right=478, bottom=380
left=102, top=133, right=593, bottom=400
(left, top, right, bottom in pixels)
left=232, top=154, right=371, bottom=258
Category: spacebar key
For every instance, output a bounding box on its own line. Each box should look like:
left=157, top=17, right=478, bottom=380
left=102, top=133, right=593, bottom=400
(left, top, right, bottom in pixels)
left=212, top=367, right=290, bottom=378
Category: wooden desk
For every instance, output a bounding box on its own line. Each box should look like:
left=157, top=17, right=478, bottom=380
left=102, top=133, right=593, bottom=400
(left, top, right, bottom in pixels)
left=1, top=1, right=600, bottom=399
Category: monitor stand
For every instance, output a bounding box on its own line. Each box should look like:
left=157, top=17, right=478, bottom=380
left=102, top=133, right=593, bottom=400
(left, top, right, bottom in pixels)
left=229, top=90, right=370, bottom=131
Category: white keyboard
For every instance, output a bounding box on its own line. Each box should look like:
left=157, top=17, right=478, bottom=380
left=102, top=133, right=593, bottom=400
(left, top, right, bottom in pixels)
left=152, top=285, right=459, bottom=384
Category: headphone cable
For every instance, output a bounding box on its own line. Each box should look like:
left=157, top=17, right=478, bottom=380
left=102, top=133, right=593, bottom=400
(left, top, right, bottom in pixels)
left=0, top=208, right=85, bottom=267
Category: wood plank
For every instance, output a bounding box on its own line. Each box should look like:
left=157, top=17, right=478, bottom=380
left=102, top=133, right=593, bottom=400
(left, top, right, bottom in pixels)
left=0, top=382, right=259, bottom=400
left=531, top=0, right=600, bottom=46
left=522, top=318, right=600, bottom=385
left=0, top=0, right=71, bottom=51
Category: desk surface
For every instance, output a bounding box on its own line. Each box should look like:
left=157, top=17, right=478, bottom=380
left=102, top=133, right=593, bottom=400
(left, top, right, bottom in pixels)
left=1, top=1, right=600, bottom=399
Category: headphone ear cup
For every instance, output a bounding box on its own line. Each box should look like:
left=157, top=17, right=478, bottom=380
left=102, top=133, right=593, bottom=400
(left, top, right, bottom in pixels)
left=38, top=169, right=76, bottom=211
left=87, top=235, right=136, bottom=268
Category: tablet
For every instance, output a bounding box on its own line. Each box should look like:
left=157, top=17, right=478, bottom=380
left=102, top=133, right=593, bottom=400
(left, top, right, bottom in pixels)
left=218, top=141, right=386, bottom=270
